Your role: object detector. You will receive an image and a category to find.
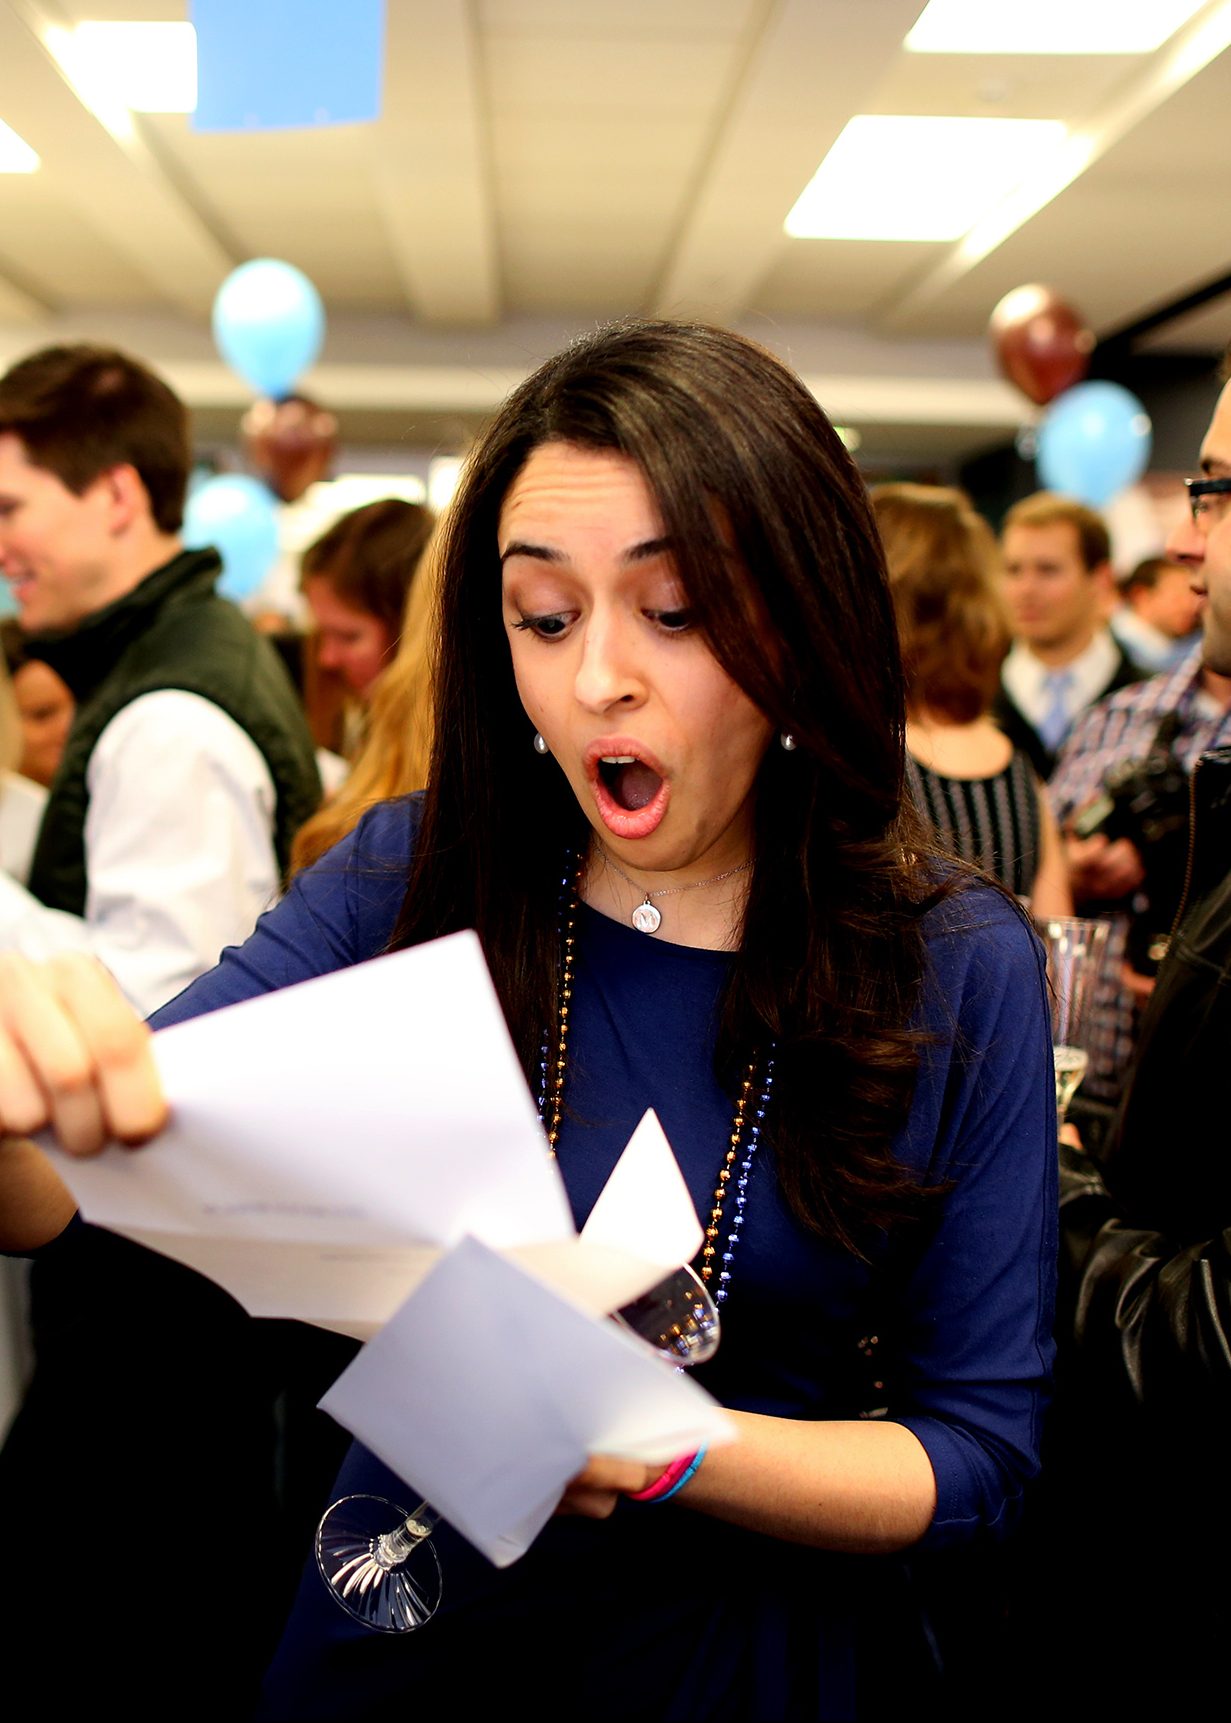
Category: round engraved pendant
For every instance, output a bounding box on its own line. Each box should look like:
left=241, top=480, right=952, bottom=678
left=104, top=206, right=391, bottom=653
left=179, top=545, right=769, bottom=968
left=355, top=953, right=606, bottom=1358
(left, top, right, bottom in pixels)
left=631, top=899, right=662, bottom=934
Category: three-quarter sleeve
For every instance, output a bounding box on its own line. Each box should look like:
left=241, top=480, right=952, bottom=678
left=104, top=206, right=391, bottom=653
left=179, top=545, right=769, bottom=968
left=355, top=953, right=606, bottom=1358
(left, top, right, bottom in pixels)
left=892, top=898, right=1058, bottom=1546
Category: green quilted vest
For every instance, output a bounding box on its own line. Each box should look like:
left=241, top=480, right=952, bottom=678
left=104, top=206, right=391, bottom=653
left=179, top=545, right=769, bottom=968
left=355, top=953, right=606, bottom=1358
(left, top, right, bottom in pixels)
left=27, top=548, right=321, bottom=916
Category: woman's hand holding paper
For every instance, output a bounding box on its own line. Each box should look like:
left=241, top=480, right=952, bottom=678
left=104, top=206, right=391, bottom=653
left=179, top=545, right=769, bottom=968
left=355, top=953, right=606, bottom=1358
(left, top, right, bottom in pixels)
left=0, top=952, right=165, bottom=1154
left=556, top=1455, right=661, bottom=1520
left=0, top=952, right=166, bottom=1250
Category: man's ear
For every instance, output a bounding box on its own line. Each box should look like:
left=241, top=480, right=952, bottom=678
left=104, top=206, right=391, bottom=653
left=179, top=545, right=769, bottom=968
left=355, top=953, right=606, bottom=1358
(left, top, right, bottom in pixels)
left=1091, top=559, right=1117, bottom=619
left=91, top=463, right=149, bottom=535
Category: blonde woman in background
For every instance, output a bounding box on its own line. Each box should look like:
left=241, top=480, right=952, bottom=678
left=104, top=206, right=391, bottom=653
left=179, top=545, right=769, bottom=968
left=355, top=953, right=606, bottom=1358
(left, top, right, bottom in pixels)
left=290, top=515, right=442, bottom=873
left=872, top=482, right=1071, bottom=916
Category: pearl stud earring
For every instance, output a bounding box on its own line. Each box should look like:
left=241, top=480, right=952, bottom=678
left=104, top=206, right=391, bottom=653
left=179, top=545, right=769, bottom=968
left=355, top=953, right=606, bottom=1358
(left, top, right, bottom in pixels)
left=533, top=732, right=550, bottom=756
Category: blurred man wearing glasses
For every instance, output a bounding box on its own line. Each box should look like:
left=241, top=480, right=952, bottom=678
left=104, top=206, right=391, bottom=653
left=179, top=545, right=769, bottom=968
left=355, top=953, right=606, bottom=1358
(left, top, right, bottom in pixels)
left=1049, top=567, right=1231, bottom=1117
left=1052, top=349, right=1231, bottom=1703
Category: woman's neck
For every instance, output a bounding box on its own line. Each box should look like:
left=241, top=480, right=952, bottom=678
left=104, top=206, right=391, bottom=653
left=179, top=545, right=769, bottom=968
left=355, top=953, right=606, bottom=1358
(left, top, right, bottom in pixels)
left=907, top=709, right=1012, bottom=779
left=579, top=843, right=750, bottom=951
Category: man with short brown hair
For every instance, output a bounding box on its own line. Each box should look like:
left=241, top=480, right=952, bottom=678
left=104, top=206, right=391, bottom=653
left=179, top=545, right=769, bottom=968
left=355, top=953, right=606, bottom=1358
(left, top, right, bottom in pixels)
left=994, top=491, right=1143, bottom=779
left=0, top=343, right=320, bottom=1014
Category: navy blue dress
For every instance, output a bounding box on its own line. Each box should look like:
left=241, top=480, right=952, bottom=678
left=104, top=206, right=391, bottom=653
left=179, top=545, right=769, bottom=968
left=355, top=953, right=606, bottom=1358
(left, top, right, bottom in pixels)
left=153, top=797, right=1057, bottom=1721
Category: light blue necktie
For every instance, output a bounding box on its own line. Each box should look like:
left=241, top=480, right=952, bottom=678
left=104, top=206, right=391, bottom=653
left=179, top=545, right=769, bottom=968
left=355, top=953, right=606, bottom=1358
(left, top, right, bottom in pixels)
left=1038, top=669, right=1075, bottom=753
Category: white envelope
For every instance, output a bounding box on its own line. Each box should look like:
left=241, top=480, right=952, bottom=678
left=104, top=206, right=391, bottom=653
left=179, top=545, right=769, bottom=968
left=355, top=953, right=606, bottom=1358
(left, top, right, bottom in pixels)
left=320, top=1234, right=735, bottom=1567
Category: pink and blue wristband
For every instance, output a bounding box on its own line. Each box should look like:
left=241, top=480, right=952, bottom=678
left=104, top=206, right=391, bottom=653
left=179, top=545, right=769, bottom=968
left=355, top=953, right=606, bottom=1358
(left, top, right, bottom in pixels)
left=628, top=1445, right=708, bottom=1503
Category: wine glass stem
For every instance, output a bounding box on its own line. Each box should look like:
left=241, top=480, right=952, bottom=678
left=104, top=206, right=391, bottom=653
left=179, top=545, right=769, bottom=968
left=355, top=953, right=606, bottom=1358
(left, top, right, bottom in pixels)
left=374, top=1501, right=439, bottom=1568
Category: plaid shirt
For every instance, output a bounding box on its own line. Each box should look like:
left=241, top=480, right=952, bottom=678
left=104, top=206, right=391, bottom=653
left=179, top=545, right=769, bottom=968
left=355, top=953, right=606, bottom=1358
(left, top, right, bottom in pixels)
left=1049, top=646, right=1231, bottom=1102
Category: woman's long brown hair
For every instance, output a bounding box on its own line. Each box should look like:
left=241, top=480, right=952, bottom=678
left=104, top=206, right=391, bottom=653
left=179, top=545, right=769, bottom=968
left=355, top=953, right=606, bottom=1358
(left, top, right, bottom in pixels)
left=390, top=319, right=950, bottom=1254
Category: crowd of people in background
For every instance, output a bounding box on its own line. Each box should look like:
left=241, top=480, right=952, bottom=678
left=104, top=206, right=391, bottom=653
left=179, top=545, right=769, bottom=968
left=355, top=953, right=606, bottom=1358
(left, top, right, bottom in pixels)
left=0, top=325, right=1227, bottom=1717
left=0, top=341, right=1207, bottom=1080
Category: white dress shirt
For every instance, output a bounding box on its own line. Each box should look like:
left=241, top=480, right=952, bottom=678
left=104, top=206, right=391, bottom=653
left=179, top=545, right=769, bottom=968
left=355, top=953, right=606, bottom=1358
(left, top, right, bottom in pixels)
left=1001, top=629, right=1124, bottom=733
left=0, top=689, right=278, bottom=1017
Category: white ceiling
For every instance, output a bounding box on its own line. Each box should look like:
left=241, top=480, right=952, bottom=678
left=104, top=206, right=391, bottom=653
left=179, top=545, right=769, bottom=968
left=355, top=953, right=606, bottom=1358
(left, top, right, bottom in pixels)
left=0, top=0, right=1228, bottom=467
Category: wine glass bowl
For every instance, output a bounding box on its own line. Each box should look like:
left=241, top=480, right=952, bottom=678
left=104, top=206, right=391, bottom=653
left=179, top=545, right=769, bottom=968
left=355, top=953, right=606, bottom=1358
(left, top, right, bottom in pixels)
left=610, top=1263, right=720, bottom=1366
left=1034, top=915, right=1112, bottom=1128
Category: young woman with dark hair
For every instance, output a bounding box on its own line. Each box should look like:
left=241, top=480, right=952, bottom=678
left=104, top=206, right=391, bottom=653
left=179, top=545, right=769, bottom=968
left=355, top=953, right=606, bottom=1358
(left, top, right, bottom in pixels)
left=0, top=321, right=1055, bottom=1721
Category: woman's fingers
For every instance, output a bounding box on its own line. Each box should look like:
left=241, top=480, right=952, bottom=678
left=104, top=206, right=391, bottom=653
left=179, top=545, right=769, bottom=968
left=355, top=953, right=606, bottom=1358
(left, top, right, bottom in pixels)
left=557, top=1455, right=660, bottom=1518
left=0, top=953, right=95, bottom=1142
left=0, top=952, right=166, bottom=1155
left=47, top=954, right=167, bottom=1147
left=0, top=992, right=53, bottom=1136
left=572, top=1455, right=658, bottom=1494
left=558, top=1484, right=621, bottom=1519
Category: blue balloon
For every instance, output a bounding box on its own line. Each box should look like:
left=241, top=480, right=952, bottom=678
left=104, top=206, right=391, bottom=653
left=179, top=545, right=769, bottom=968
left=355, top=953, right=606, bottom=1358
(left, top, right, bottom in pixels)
left=183, top=474, right=280, bottom=602
left=211, top=259, right=325, bottom=398
left=1035, top=380, right=1152, bottom=508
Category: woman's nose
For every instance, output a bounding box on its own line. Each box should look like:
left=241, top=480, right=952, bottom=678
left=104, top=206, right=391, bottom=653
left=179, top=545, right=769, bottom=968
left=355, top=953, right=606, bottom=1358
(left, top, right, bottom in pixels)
left=572, top=616, right=644, bottom=711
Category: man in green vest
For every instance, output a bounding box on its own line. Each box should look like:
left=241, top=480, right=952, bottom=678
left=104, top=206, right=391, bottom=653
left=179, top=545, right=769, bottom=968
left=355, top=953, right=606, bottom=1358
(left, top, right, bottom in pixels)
left=0, top=343, right=320, bottom=1014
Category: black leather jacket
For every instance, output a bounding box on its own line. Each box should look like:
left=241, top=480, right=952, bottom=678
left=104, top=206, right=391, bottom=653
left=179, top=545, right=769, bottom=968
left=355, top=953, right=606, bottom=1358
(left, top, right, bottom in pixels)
left=1059, top=743, right=1231, bottom=1414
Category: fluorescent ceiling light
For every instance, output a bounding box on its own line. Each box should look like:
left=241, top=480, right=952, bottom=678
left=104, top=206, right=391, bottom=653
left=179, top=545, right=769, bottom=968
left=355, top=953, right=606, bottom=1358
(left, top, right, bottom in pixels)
left=0, top=119, right=39, bottom=172
left=47, top=22, right=197, bottom=116
left=785, top=116, right=1068, bottom=242
left=905, top=0, right=1206, bottom=55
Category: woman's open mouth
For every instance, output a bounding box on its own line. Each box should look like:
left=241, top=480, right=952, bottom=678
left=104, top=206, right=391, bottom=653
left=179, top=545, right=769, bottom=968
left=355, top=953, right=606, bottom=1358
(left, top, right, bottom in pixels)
left=597, top=756, right=661, bottom=810
left=587, top=740, right=670, bottom=839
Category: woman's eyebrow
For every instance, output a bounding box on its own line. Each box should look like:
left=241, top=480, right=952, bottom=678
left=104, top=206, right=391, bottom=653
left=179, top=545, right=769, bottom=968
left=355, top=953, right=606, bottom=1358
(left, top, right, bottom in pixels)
left=499, top=539, right=561, bottom=565
left=623, top=535, right=675, bottom=565
left=498, top=535, right=677, bottom=566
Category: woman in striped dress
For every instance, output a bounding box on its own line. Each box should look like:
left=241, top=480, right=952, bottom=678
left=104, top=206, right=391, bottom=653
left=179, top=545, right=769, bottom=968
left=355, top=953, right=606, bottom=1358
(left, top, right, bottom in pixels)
left=872, top=482, right=1071, bottom=916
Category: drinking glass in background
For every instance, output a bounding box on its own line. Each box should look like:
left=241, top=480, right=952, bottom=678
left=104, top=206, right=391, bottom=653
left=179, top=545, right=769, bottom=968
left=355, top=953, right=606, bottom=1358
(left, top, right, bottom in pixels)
left=1034, top=914, right=1112, bottom=1130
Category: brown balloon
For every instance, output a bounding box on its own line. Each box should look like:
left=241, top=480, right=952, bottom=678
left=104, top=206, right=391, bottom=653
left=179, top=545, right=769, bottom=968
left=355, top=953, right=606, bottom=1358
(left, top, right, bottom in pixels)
left=241, top=393, right=339, bottom=503
left=989, top=284, right=1096, bottom=407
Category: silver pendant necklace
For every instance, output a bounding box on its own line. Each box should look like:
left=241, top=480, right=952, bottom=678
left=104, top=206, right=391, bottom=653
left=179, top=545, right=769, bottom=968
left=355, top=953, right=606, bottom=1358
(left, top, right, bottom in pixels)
left=598, top=845, right=752, bottom=935
left=540, top=856, right=776, bottom=1305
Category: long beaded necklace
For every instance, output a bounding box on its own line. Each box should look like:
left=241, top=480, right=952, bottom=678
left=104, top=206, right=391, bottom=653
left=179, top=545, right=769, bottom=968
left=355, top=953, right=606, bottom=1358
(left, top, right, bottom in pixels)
left=537, top=858, right=776, bottom=1306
